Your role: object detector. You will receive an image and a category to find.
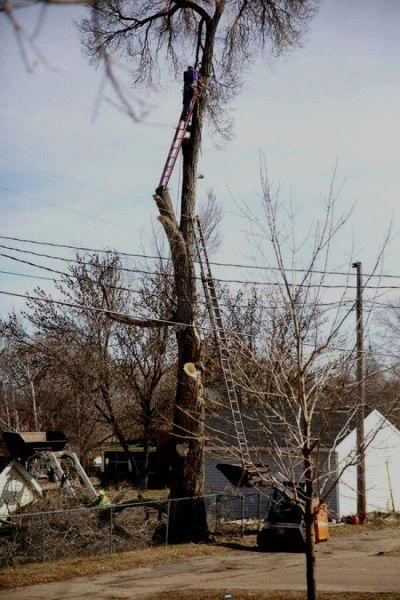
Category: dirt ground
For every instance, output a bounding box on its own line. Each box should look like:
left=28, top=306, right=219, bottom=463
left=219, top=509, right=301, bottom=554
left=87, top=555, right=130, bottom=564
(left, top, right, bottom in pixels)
left=1, top=525, right=400, bottom=600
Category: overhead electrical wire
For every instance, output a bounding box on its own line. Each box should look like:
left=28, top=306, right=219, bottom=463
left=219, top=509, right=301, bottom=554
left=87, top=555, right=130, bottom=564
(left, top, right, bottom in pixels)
left=1, top=242, right=398, bottom=290
left=0, top=261, right=354, bottom=311
left=1, top=288, right=399, bottom=361
left=0, top=156, right=142, bottom=205
left=0, top=269, right=57, bottom=282
left=0, top=185, right=130, bottom=230
left=1, top=233, right=399, bottom=281
left=2, top=158, right=399, bottom=287
left=0, top=288, right=356, bottom=344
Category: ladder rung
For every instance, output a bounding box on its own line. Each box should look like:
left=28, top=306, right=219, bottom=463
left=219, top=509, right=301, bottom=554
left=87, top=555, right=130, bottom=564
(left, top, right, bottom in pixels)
left=194, top=214, right=250, bottom=470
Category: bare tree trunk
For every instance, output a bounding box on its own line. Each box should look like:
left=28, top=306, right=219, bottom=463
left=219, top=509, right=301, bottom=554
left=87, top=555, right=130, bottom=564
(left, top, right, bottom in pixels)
left=10, top=384, right=20, bottom=432
left=29, top=378, right=39, bottom=430
left=154, top=20, right=219, bottom=543
left=96, top=390, right=138, bottom=484
left=141, top=407, right=151, bottom=492
left=168, top=324, right=207, bottom=542
left=304, top=452, right=317, bottom=600
left=26, top=363, right=39, bottom=430
left=2, top=389, right=11, bottom=429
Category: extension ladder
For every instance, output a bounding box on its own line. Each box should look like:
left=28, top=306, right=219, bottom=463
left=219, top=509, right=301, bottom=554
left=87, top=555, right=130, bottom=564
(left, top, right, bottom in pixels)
left=193, top=217, right=253, bottom=471
left=158, top=92, right=199, bottom=191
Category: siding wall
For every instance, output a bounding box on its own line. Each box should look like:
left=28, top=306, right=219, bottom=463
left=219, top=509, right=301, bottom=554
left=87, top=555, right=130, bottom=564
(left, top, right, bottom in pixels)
left=337, top=410, right=400, bottom=516
left=204, top=450, right=339, bottom=520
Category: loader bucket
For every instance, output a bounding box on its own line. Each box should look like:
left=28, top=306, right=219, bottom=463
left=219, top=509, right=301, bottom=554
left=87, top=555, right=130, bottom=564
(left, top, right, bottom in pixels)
left=2, top=431, right=68, bottom=458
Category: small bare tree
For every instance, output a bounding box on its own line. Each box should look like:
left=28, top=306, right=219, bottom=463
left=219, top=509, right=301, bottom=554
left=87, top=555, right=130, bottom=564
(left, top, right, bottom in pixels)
left=206, top=175, right=398, bottom=600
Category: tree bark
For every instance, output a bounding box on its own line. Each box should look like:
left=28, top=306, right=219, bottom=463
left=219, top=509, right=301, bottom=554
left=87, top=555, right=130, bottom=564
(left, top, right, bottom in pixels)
left=304, top=452, right=317, bottom=600
left=141, top=406, right=151, bottom=491
left=153, top=17, right=220, bottom=542
left=26, top=363, right=39, bottom=430
left=96, top=389, right=138, bottom=484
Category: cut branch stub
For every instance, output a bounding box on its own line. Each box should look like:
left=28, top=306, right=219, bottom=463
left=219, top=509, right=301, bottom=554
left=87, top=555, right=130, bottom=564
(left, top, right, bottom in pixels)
left=183, top=362, right=201, bottom=380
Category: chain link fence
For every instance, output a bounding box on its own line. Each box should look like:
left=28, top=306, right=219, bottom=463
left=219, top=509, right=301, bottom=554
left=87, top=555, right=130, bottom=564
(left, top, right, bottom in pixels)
left=0, top=490, right=271, bottom=567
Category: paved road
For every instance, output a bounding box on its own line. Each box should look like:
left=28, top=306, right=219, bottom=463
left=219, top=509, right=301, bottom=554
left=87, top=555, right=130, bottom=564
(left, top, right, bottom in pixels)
left=2, top=528, right=400, bottom=599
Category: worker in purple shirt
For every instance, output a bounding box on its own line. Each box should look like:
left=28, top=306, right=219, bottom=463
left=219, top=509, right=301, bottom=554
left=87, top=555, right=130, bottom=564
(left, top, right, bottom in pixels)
left=182, top=66, right=200, bottom=119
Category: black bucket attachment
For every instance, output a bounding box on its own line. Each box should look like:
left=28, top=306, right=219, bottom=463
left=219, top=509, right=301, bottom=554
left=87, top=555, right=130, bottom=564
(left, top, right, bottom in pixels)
left=2, top=431, right=68, bottom=457
left=216, top=462, right=269, bottom=488
left=257, top=486, right=306, bottom=552
left=257, top=521, right=306, bottom=552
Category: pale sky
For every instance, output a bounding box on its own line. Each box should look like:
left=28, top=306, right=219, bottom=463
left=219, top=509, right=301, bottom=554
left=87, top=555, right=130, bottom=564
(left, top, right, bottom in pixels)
left=1, top=0, right=400, bottom=327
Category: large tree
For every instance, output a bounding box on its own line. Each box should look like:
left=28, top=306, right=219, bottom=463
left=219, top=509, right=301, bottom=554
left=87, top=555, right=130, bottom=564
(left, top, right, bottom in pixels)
left=81, top=0, right=317, bottom=541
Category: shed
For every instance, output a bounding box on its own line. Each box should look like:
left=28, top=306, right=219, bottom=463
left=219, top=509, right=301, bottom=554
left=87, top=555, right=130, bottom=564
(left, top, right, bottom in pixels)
left=337, top=409, right=400, bottom=515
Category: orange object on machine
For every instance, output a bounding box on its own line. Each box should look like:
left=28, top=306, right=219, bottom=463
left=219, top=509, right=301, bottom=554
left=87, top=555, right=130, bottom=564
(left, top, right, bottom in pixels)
left=314, top=503, right=329, bottom=542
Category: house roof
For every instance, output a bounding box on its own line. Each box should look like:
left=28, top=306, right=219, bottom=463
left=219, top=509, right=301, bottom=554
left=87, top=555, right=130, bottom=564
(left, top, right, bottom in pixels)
left=336, top=408, right=400, bottom=449
left=206, top=406, right=363, bottom=450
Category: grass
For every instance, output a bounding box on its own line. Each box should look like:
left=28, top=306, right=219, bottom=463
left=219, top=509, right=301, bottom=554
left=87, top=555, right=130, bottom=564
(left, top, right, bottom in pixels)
left=105, top=487, right=169, bottom=503
left=0, top=543, right=231, bottom=590
left=329, top=518, right=400, bottom=538
left=151, top=593, right=400, bottom=600
left=2, top=515, right=399, bottom=592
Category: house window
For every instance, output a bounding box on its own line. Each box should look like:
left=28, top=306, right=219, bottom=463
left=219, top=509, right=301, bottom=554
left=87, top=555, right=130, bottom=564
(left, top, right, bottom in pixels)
left=104, top=451, right=131, bottom=473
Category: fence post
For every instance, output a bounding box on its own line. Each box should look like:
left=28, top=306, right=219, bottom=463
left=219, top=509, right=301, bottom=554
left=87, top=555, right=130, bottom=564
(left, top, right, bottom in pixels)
left=40, top=513, right=45, bottom=562
left=240, top=493, right=244, bottom=537
left=165, top=499, right=170, bottom=546
left=109, top=506, right=114, bottom=553
left=258, top=489, right=262, bottom=531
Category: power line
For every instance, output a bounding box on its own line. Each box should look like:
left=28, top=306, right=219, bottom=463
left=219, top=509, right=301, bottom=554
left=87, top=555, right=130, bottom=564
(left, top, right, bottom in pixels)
left=0, top=251, right=169, bottom=299
left=1, top=288, right=399, bottom=361
left=1, top=233, right=399, bottom=281
left=0, top=156, right=143, bottom=205
left=0, top=185, right=130, bottom=230
left=0, top=244, right=167, bottom=277
left=0, top=288, right=181, bottom=326
left=0, top=234, right=145, bottom=258
left=0, top=269, right=57, bottom=282
left=0, top=288, right=354, bottom=341
left=1, top=241, right=397, bottom=290
left=0, top=264, right=353, bottom=312
left=0, top=163, right=198, bottom=223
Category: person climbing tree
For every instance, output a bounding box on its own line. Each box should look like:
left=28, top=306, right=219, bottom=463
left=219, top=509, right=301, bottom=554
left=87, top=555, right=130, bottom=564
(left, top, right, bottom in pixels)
left=182, top=66, right=200, bottom=119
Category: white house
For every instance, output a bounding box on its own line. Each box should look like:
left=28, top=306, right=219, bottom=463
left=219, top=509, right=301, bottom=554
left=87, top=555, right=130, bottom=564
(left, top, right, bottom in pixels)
left=337, top=409, right=400, bottom=516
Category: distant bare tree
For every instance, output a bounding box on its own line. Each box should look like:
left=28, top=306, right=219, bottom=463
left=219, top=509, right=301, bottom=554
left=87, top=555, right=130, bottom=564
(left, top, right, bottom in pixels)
left=1, top=251, right=178, bottom=478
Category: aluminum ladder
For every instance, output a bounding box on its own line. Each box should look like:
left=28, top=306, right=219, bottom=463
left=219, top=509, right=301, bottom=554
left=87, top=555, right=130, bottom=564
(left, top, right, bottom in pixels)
left=158, top=92, right=199, bottom=191
left=193, top=216, right=253, bottom=471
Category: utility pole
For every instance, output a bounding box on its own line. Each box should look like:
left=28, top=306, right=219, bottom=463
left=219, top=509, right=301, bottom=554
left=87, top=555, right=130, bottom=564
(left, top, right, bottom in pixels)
left=352, top=261, right=366, bottom=522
